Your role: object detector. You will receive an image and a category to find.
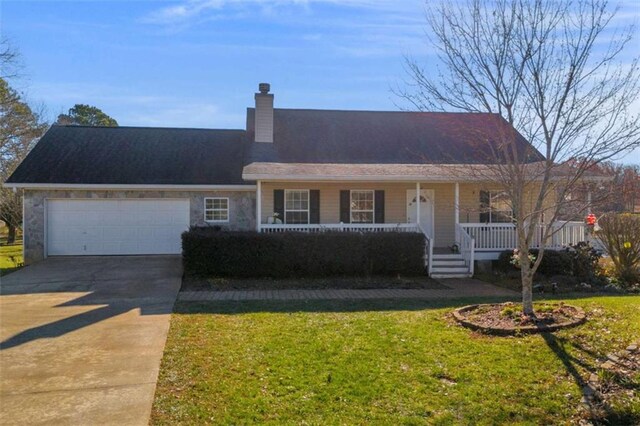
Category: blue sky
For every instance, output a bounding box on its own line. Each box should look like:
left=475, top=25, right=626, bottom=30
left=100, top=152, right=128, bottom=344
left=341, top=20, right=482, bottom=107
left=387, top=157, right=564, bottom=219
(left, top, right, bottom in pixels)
left=3, top=0, right=640, bottom=163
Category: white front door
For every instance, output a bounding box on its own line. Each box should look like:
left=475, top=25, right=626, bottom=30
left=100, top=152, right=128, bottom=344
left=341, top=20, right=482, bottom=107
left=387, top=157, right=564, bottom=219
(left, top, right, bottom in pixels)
left=407, top=189, right=434, bottom=237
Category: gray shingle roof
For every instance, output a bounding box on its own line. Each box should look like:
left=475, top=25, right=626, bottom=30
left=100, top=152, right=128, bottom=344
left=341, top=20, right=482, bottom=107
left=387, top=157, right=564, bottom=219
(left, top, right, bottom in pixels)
left=6, top=125, right=248, bottom=185
left=7, top=109, right=544, bottom=186
left=247, top=108, right=543, bottom=164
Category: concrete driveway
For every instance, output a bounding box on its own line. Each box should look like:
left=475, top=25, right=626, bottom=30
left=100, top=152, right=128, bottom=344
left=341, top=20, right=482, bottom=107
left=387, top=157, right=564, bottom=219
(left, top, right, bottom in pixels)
left=0, top=256, right=182, bottom=425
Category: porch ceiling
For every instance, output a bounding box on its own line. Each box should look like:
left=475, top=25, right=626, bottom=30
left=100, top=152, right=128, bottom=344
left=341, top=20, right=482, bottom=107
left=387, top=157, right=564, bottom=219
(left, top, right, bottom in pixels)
left=242, top=161, right=610, bottom=183
left=243, top=162, right=494, bottom=182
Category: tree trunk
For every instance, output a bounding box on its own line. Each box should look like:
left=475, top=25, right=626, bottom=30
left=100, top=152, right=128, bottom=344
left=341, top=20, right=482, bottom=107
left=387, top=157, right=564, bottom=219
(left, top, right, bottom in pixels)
left=519, top=247, right=534, bottom=315
left=6, top=224, right=16, bottom=244
left=521, top=269, right=534, bottom=315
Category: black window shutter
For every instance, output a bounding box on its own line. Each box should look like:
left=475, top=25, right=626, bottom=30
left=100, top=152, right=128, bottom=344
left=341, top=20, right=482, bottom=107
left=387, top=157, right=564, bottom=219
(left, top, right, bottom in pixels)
left=374, top=190, right=385, bottom=223
left=340, top=190, right=350, bottom=223
left=310, top=190, right=320, bottom=224
left=479, top=190, right=490, bottom=223
left=274, top=190, right=285, bottom=221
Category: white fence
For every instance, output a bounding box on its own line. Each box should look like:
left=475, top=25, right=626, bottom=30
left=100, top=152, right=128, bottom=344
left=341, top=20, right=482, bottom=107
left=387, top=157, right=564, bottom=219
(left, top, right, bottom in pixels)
left=460, top=221, right=585, bottom=251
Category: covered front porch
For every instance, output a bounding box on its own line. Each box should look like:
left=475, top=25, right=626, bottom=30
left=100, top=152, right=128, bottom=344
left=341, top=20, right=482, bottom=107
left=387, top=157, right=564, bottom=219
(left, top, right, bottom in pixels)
left=256, top=181, right=457, bottom=245
left=252, top=179, right=586, bottom=277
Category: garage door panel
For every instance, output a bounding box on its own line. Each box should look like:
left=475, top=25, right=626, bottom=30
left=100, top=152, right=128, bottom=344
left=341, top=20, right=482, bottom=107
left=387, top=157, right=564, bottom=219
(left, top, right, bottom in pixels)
left=101, top=226, right=137, bottom=241
left=47, top=199, right=190, bottom=256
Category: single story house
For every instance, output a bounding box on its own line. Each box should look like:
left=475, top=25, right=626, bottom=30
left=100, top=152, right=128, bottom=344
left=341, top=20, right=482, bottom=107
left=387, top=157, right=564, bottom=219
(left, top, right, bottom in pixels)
left=4, top=83, right=585, bottom=277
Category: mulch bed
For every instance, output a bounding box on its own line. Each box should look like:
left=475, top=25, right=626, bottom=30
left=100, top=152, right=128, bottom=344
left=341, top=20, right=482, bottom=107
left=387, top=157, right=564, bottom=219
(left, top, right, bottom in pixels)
left=452, top=302, right=586, bottom=335
left=182, top=275, right=450, bottom=291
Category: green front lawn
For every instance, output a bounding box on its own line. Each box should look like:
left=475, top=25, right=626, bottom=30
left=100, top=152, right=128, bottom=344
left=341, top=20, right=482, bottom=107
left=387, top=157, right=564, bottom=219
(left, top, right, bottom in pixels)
left=0, top=239, right=23, bottom=276
left=152, top=295, right=640, bottom=425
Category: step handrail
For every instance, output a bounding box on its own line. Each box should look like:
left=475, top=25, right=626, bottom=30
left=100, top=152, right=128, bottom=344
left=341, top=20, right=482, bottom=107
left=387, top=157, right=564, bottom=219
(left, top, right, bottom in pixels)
left=457, top=224, right=475, bottom=276
left=418, top=224, right=433, bottom=276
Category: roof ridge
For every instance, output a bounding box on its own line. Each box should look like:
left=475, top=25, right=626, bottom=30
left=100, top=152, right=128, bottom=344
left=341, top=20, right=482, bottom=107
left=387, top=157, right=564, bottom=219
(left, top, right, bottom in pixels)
left=53, top=124, right=246, bottom=132
left=247, top=107, right=499, bottom=115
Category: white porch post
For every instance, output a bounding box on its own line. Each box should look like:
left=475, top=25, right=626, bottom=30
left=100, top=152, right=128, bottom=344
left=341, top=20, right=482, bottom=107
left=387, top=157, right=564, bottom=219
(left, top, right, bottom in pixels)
left=416, top=182, right=421, bottom=229
left=454, top=182, right=460, bottom=242
left=256, top=180, right=262, bottom=232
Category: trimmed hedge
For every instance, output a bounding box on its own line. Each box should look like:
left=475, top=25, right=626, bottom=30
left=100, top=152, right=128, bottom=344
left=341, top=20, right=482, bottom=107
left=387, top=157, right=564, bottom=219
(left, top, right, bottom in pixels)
left=182, top=228, right=426, bottom=278
left=496, top=249, right=572, bottom=276
left=496, top=244, right=602, bottom=280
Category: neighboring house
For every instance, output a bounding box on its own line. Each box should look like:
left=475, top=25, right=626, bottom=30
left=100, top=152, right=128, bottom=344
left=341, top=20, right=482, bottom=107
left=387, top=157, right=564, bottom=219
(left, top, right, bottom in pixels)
left=4, top=83, right=585, bottom=277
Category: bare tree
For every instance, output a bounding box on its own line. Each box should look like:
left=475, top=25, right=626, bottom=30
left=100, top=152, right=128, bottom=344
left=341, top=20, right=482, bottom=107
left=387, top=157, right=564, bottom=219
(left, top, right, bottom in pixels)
left=399, top=0, right=640, bottom=314
left=0, top=38, right=21, bottom=80
left=0, top=79, right=47, bottom=243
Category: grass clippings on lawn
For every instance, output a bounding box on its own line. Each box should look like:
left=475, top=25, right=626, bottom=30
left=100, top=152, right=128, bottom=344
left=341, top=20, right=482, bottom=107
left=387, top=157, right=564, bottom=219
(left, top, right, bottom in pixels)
left=151, top=295, right=640, bottom=425
left=182, top=275, right=449, bottom=291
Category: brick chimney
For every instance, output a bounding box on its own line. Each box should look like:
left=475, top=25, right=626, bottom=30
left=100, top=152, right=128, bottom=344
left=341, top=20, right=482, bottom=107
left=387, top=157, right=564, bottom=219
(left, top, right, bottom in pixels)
left=254, top=83, right=274, bottom=143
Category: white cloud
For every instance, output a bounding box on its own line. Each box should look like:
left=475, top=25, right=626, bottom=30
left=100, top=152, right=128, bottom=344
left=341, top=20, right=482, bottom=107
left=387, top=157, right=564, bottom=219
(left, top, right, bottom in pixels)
left=28, top=82, right=245, bottom=128
left=140, top=0, right=418, bottom=25
left=141, top=0, right=225, bottom=25
left=125, top=101, right=245, bottom=128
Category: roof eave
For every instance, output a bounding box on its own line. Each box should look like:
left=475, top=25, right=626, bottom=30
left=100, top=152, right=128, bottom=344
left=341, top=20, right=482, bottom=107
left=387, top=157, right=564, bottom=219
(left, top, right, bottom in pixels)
left=2, top=183, right=257, bottom=191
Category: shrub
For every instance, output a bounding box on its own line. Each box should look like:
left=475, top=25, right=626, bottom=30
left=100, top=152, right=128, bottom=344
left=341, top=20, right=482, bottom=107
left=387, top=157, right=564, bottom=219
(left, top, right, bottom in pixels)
left=495, top=248, right=572, bottom=277
left=596, top=213, right=640, bottom=288
left=530, top=249, right=573, bottom=277
left=567, top=242, right=603, bottom=283
left=182, top=228, right=426, bottom=278
left=496, top=250, right=517, bottom=272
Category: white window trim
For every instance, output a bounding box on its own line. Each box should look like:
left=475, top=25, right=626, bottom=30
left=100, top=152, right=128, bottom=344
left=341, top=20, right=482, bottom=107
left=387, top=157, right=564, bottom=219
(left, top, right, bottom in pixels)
left=485, top=190, right=513, bottom=223
left=204, top=197, right=230, bottom=223
left=284, top=189, right=310, bottom=224
left=350, top=189, right=375, bottom=224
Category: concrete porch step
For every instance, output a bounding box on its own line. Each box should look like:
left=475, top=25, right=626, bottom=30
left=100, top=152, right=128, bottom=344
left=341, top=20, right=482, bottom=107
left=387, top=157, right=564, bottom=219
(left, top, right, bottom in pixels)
left=428, top=252, right=471, bottom=278
left=431, top=272, right=474, bottom=279
left=431, top=259, right=466, bottom=267
left=431, top=266, right=470, bottom=274
left=431, top=253, right=465, bottom=260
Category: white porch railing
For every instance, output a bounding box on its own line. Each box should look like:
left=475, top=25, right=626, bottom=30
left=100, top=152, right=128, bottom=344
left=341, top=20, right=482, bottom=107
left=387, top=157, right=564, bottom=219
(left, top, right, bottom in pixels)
left=548, top=221, right=586, bottom=247
left=418, top=224, right=433, bottom=276
left=457, top=224, right=475, bottom=275
left=259, top=223, right=421, bottom=233
left=460, top=221, right=585, bottom=251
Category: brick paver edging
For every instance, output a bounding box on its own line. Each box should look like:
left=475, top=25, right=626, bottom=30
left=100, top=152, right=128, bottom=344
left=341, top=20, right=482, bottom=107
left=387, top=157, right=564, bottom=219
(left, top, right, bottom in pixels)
left=582, top=340, right=640, bottom=407
left=178, top=279, right=518, bottom=302
left=452, top=303, right=587, bottom=336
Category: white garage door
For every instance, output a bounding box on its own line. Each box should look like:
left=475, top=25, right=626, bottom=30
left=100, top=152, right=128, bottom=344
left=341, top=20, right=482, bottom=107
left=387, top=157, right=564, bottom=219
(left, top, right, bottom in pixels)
left=47, top=199, right=190, bottom=256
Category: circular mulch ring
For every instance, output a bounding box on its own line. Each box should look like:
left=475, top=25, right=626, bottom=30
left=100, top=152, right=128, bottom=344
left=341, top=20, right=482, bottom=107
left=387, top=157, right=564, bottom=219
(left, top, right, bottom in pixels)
left=452, top=302, right=586, bottom=336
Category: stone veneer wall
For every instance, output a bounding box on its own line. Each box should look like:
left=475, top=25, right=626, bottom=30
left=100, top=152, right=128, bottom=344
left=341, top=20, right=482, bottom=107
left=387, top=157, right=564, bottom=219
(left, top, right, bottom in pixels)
left=22, top=189, right=256, bottom=264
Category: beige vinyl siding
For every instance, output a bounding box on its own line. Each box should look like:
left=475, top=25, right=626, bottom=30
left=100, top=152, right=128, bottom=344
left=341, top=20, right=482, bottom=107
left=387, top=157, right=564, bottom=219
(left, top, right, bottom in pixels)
left=458, top=183, right=556, bottom=224
left=261, top=182, right=460, bottom=246
left=430, top=183, right=455, bottom=246
left=459, top=183, right=482, bottom=223
left=261, top=182, right=412, bottom=224
left=260, top=181, right=553, bottom=247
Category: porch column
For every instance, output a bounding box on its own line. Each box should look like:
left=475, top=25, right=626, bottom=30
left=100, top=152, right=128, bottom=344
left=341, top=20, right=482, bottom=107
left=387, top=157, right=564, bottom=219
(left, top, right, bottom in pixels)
left=416, top=181, right=421, bottom=229
left=454, top=182, right=460, bottom=242
left=256, top=180, right=262, bottom=232
left=587, top=190, right=592, bottom=214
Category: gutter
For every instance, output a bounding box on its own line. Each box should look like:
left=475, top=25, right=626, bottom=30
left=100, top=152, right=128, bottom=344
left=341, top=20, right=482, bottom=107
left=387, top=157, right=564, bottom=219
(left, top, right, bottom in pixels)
left=2, top=183, right=258, bottom=191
